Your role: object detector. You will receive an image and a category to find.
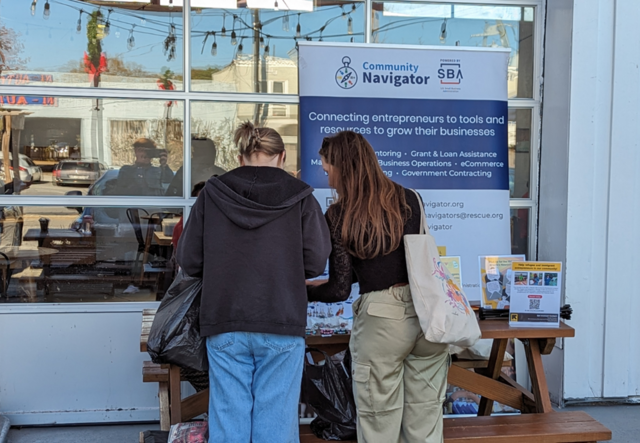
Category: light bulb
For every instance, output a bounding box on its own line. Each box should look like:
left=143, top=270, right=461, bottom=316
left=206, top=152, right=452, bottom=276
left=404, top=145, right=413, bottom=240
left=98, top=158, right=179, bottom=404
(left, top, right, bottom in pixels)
left=104, top=21, right=110, bottom=37
left=296, top=23, right=301, bottom=38
left=231, top=30, right=237, bottom=45
left=348, top=17, right=353, bottom=35
left=77, top=18, right=82, bottom=33
left=264, top=43, right=269, bottom=57
left=238, top=40, right=243, bottom=54
left=30, top=0, right=37, bottom=16
left=128, top=34, right=135, bottom=49
left=221, top=14, right=227, bottom=37
left=440, top=20, right=447, bottom=42
left=282, top=14, right=290, bottom=32
left=211, top=41, right=217, bottom=56
left=43, top=0, right=50, bottom=19
left=260, top=36, right=265, bottom=48
left=274, top=0, right=279, bottom=11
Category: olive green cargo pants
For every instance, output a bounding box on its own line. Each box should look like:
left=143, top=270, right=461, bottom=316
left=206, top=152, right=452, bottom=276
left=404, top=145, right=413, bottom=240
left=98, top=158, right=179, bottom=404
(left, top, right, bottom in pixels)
left=350, top=285, right=450, bottom=443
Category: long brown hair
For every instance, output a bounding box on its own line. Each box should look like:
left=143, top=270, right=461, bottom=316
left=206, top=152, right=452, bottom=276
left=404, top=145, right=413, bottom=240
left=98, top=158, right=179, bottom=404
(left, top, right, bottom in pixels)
left=319, top=131, right=410, bottom=260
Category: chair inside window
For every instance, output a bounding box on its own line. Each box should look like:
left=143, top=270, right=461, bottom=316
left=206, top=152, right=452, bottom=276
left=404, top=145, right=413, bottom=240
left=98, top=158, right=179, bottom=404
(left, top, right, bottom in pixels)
left=127, top=208, right=180, bottom=287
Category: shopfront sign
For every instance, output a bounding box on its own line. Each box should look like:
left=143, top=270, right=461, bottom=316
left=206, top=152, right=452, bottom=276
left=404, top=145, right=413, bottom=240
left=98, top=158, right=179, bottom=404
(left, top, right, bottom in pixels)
left=0, top=96, right=57, bottom=106
left=0, top=74, right=54, bottom=85
left=299, top=42, right=510, bottom=301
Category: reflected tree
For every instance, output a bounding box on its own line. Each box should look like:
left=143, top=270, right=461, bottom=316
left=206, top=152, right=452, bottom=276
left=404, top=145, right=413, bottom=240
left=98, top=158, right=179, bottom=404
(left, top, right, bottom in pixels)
left=0, top=22, right=27, bottom=75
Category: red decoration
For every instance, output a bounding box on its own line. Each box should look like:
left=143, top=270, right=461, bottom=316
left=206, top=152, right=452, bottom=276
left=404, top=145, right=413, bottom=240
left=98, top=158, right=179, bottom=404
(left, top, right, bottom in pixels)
left=157, top=78, right=176, bottom=107
left=83, top=52, right=108, bottom=86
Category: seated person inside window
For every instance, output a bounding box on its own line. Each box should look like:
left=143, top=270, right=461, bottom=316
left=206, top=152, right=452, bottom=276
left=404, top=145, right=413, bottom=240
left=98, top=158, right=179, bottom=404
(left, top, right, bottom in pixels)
left=114, top=138, right=164, bottom=196
left=166, top=137, right=226, bottom=197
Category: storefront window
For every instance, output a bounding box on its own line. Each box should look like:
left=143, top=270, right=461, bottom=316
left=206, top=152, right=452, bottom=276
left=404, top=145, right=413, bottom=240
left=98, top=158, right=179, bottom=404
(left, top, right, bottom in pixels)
left=508, top=108, right=532, bottom=198
left=0, top=1, right=184, bottom=90
left=510, top=207, right=529, bottom=258
left=0, top=0, right=543, bottom=305
left=190, top=1, right=365, bottom=93
left=0, top=205, right=182, bottom=303
left=371, top=2, right=535, bottom=98
left=189, top=102, right=299, bottom=189
left=0, top=96, right=185, bottom=197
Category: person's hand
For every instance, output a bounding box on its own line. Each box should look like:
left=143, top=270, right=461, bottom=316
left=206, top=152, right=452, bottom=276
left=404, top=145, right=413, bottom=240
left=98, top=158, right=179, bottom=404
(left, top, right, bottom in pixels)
left=306, top=279, right=328, bottom=287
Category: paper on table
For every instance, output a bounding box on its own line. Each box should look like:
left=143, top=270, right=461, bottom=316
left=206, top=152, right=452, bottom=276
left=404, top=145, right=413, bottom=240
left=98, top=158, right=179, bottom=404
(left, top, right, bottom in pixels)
left=509, top=261, right=562, bottom=328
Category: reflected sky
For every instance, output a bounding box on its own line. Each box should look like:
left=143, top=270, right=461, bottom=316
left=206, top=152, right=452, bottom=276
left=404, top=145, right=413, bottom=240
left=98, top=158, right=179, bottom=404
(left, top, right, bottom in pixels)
left=0, top=1, right=531, bottom=78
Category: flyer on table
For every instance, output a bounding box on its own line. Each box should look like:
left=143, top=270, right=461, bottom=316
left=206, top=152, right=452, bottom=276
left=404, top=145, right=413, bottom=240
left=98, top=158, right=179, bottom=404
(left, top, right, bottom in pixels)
left=479, top=255, right=525, bottom=309
left=509, top=262, right=562, bottom=328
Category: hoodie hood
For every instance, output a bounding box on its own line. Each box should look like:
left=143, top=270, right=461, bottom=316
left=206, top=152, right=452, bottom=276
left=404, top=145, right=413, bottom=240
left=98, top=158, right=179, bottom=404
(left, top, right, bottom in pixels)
left=204, top=166, right=313, bottom=230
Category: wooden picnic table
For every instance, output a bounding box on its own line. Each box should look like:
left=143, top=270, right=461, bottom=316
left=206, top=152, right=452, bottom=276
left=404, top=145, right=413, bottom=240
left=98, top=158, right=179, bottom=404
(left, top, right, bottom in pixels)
left=23, top=228, right=85, bottom=248
left=140, top=309, right=576, bottom=426
left=23, top=228, right=84, bottom=242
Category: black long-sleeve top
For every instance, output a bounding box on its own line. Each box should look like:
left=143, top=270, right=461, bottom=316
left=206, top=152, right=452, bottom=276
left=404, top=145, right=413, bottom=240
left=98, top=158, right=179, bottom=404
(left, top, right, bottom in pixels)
left=307, top=187, right=422, bottom=303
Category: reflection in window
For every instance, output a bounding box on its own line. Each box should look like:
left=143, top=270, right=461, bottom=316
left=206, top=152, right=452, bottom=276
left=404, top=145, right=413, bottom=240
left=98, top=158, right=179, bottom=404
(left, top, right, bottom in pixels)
left=371, top=2, right=535, bottom=98
left=0, top=97, right=185, bottom=196
left=0, top=206, right=182, bottom=303
left=190, top=102, right=299, bottom=188
left=508, top=108, right=532, bottom=198
left=0, top=1, right=184, bottom=90
left=510, top=208, right=528, bottom=258
left=190, top=1, right=365, bottom=93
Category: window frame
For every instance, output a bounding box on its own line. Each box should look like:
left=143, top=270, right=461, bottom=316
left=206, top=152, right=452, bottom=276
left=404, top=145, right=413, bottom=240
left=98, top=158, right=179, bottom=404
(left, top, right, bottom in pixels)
left=0, top=0, right=545, bottom=309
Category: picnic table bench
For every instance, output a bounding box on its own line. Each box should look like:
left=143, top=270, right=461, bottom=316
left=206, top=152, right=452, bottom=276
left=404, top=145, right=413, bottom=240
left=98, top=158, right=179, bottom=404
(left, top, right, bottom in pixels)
left=140, top=309, right=611, bottom=442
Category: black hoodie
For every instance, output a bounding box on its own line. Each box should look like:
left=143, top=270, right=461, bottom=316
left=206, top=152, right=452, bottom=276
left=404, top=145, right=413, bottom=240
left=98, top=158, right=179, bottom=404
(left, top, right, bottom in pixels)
left=177, top=166, right=331, bottom=338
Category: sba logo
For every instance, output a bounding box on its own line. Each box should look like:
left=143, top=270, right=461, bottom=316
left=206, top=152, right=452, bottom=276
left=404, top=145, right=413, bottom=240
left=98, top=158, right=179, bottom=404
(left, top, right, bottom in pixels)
left=438, top=62, right=463, bottom=85
left=336, top=56, right=358, bottom=89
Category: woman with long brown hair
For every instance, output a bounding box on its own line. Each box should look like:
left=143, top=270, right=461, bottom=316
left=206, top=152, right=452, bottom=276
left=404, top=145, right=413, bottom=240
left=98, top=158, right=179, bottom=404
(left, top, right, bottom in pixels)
left=307, top=131, right=450, bottom=443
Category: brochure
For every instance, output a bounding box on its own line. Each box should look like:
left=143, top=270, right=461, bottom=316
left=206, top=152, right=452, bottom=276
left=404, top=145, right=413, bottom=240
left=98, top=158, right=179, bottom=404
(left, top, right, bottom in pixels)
left=509, top=262, right=562, bottom=328
left=479, top=255, right=525, bottom=309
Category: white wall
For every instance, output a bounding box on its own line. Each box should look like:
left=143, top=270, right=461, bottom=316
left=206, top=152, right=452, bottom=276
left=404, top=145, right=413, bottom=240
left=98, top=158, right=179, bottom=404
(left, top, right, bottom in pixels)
left=561, top=0, right=640, bottom=401
left=0, top=305, right=161, bottom=425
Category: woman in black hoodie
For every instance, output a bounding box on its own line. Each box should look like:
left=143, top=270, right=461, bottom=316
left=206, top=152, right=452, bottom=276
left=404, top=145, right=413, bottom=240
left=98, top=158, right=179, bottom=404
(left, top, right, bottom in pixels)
left=177, top=122, right=331, bottom=443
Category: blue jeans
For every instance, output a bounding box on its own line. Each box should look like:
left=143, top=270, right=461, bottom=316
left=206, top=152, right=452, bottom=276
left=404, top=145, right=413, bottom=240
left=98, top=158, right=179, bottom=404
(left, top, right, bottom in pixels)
left=206, top=332, right=305, bottom=443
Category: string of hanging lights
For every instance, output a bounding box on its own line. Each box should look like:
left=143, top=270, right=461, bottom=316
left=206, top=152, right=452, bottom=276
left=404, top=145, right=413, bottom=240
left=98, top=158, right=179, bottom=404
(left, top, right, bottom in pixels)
left=28, top=0, right=364, bottom=61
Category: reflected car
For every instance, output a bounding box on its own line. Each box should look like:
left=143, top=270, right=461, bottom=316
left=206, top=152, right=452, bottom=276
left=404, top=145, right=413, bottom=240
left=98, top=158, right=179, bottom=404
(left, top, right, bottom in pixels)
left=53, top=159, right=108, bottom=186
left=0, top=158, right=34, bottom=183
left=19, top=154, right=43, bottom=182
left=87, top=169, right=119, bottom=196
left=68, top=169, right=120, bottom=230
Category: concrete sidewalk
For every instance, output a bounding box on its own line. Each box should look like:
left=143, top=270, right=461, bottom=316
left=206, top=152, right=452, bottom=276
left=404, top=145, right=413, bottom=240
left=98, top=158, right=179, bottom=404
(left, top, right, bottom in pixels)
left=5, top=405, right=639, bottom=442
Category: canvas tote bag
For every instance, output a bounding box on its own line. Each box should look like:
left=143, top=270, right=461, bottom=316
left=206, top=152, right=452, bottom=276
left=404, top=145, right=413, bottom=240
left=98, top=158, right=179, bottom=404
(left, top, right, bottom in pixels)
left=404, top=189, right=481, bottom=348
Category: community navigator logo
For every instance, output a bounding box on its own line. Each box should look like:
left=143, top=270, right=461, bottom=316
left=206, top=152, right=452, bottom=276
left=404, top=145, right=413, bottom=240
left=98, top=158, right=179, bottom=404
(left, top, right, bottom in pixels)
left=335, top=56, right=357, bottom=89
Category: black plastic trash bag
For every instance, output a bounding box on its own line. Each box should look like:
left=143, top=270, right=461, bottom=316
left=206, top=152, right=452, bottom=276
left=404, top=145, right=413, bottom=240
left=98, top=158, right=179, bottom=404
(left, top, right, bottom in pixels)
left=302, top=347, right=357, bottom=440
left=147, top=270, right=208, bottom=372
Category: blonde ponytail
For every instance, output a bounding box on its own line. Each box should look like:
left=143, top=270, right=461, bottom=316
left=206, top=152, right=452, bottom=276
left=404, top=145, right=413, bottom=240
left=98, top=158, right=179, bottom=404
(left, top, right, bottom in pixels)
left=234, top=121, right=285, bottom=158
